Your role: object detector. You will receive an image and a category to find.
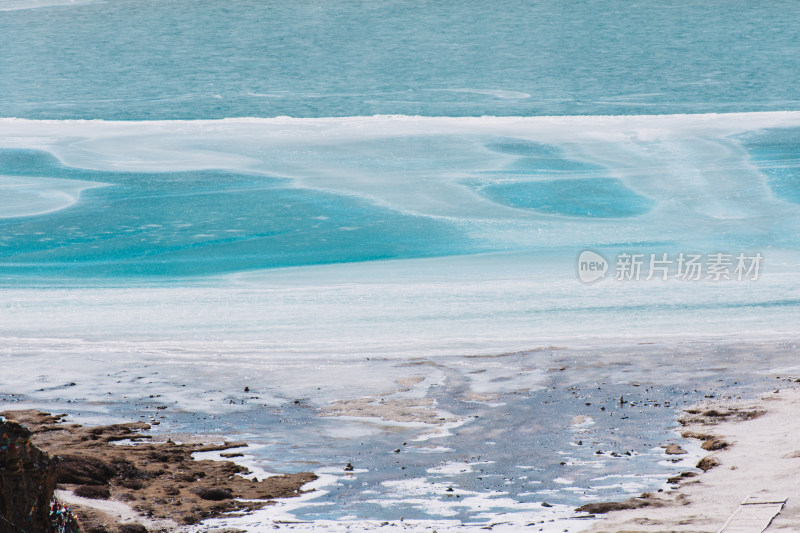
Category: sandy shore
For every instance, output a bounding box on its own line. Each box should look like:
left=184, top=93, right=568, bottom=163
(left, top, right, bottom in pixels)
left=587, top=386, right=800, bottom=532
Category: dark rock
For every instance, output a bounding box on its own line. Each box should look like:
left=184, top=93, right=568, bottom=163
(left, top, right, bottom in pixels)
left=0, top=418, right=59, bottom=532
left=681, top=430, right=714, bottom=441
left=148, top=450, right=185, bottom=463
left=119, top=479, right=144, bottom=490
left=110, top=458, right=144, bottom=480
left=576, top=494, right=662, bottom=514
left=667, top=471, right=698, bottom=484
left=118, top=525, right=148, bottom=533
left=701, top=438, right=729, bottom=451
left=182, top=513, right=201, bottom=525
left=58, top=454, right=116, bottom=485
left=74, top=484, right=111, bottom=499
left=84, top=523, right=111, bottom=533
left=191, top=486, right=233, bottom=501
left=174, top=472, right=196, bottom=482
left=663, top=444, right=687, bottom=455
left=697, top=456, right=720, bottom=471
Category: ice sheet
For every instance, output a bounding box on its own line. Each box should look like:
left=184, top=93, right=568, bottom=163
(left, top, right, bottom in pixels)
left=0, top=174, right=105, bottom=218
left=2, top=113, right=800, bottom=278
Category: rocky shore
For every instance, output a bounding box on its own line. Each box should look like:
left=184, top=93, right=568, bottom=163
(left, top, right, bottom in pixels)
left=0, top=410, right=317, bottom=532
left=0, top=415, right=60, bottom=532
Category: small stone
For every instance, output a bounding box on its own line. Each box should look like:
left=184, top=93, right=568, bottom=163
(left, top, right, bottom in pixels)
left=701, top=438, right=728, bottom=451
left=663, top=444, right=687, bottom=455
left=697, top=456, right=720, bottom=472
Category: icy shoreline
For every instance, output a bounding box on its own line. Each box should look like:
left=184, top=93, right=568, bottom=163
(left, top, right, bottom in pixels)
left=4, top=337, right=799, bottom=530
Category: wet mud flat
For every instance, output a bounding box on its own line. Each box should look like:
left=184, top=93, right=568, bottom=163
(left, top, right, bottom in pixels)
left=3, top=340, right=800, bottom=529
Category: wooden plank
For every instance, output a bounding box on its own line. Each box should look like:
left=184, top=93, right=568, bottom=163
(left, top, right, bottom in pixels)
left=717, top=497, right=786, bottom=533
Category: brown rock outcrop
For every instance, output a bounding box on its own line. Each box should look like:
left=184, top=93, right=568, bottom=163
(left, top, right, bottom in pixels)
left=0, top=417, right=59, bottom=532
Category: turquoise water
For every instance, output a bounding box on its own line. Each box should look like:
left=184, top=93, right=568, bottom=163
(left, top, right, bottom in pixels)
left=0, top=149, right=469, bottom=277
left=469, top=141, right=654, bottom=217
left=475, top=178, right=655, bottom=218
left=470, top=142, right=654, bottom=217
left=2, top=0, right=800, bottom=120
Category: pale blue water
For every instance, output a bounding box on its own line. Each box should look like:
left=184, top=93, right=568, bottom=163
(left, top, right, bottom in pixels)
left=2, top=0, right=800, bottom=120
left=3, top=0, right=800, bottom=528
